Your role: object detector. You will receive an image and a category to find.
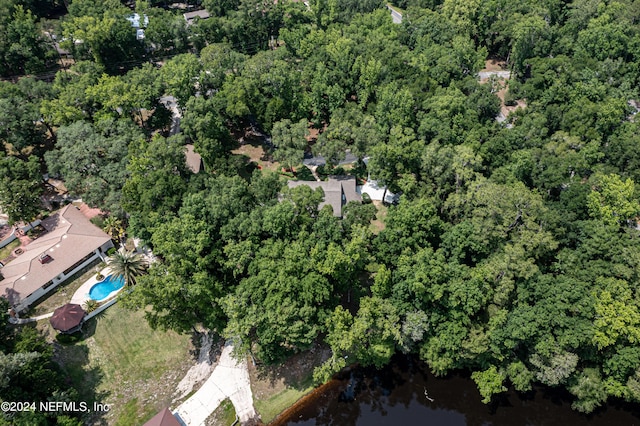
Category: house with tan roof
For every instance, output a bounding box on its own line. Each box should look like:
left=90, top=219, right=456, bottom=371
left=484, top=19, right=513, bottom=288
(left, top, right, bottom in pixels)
left=287, top=176, right=361, bottom=217
left=0, top=205, right=114, bottom=313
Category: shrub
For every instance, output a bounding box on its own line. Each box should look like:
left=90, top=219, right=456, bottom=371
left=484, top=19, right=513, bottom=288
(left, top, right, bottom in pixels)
left=83, top=299, right=99, bottom=313
left=504, top=90, right=518, bottom=106
left=106, top=247, right=116, bottom=256
left=55, top=332, right=82, bottom=344
left=90, top=215, right=105, bottom=229
left=362, top=193, right=372, bottom=204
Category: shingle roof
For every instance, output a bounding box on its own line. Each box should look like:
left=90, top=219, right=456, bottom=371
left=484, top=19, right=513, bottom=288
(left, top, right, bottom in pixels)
left=144, top=408, right=182, bottom=426
left=287, top=176, right=361, bottom=217
left=0, top=205, right=112, bottom=307
left=183, top=9, right=210, bottom=23
left=185, top=144, right=203, bottom=173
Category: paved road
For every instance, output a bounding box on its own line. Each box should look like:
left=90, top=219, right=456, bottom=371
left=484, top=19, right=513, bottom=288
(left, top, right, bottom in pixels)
left=173, top=343, right=257, bottom=425
left=387, top=5, right=403, bottom=23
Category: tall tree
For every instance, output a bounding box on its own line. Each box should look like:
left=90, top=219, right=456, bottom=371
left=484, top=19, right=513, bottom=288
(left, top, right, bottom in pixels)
left=45, top=119, right=143, bottom=214
left=0, top=4, right=54, bottom=77
left=271, top=118, right=309, bottom=171
left=107, top=249, right=148, bottom=286
left=0, top=154, right=42, bottom=225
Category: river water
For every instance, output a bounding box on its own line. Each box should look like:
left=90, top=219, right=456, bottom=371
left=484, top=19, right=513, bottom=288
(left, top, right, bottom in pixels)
left=276, top=355, right=640, bottom=425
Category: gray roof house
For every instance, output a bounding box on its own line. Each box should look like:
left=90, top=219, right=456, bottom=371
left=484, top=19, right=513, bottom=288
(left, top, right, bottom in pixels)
left=287, top=176, right=361, bottom=217
left=184, top=10, right=210, bottom=25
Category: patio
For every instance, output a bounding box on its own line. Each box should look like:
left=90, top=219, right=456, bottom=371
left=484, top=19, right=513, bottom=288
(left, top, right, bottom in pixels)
left=70, top=266, right=120, bottom=306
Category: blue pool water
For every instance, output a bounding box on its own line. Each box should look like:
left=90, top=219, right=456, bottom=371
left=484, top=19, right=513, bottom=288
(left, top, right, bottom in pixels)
left=89, top=275, right=125, bottom=301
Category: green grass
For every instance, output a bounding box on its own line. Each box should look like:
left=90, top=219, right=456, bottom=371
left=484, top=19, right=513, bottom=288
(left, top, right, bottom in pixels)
left=387, top=3, right=405, bottom=13
left=370, top=201, right=389, bottom=235
left=53, top=303, right=192, bottom=425
left=0, top=239, right=20, bottom=261
left=113, top=399, right=141, bottom=426
left=209, top=398, right=237, bottom=425
left=254, top=375, right=315, bottom=424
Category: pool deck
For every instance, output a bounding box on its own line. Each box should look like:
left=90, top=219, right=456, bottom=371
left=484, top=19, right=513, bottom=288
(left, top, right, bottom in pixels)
left=70, top=267, right=123, bottom=306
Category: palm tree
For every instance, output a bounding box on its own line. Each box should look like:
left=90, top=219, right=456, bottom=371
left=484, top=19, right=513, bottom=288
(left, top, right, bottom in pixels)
left=102, top=216, right=125, bottom=243
left=106, top=249, right=148, bottom=287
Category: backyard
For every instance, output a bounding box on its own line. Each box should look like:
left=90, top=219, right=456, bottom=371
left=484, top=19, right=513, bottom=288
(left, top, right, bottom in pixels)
left=10, top=232, right=197, bottom=425
left=41, top=303, right=194, bottom=425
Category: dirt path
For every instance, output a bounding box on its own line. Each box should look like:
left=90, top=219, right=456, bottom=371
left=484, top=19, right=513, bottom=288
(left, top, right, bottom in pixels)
left=173, top=343, right=257, bottom=425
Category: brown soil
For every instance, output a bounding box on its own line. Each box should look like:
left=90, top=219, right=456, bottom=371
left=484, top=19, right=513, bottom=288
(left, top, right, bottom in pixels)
left=232, top=143, right=281, bottom=172
left=494, top=83, right=528, bottom=119
left=480, top=58, right=508, bottom=73
left=478, top=61, right=528, bottom=121
left=249, top=345, right=327, bottom=398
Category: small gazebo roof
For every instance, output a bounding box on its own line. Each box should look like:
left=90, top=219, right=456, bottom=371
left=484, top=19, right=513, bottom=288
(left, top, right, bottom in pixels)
left=50, top=303, right=86, bottom=333
left=144, top=408, right=181, bottom=426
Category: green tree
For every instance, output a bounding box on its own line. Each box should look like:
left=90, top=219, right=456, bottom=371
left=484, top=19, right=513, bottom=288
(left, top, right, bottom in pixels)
left=107, top=249, right=148, bottom=286
left=587, top=173, right=640, bottom=227
left=0, top=154, right=42, bottom=225
left=161, top=54, right=202, bottom=110
left=181, top=96, right=234, bottom=170
left=122, top=134, right=192, bottom=230
left=315, top=296, right=401, bottom=382
left=0, top=4, right=54, bottom=77
left=510, top=14, right=551, bottom=75
left=472, top=365, right=507, bottom=403
left=61, top=11, right=144, bottom=73
left=144, top=8, right=189, bottom=53
left=45, top=119, right=143, bottom=214
left=271, top=118, right=308, bottom=171
left=0, top=79, right=51, bottom=157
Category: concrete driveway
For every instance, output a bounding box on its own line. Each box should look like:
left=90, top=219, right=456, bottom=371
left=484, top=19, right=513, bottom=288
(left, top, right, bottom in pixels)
left=173, top=343, right=257, bottom=425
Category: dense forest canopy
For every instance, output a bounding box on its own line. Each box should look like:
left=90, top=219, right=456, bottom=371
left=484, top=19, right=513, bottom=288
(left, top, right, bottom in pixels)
left=2, top=0, right=640, bottom=418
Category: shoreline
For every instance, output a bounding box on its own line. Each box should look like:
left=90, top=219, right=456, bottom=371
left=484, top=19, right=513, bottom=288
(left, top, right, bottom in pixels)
left=267, top=377, right=339, bottom=426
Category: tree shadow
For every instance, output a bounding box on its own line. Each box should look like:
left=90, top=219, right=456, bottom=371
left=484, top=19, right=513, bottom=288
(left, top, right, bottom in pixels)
left=53, top=340, right=110, bottom=425
left=252, top=342, right=331, bottom=390
left=46, top=320, right=110, bottom=425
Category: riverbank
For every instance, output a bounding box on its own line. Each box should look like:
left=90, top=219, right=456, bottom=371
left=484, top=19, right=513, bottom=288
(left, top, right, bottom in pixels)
left=248, top=343, right=330, bottom=424
left=268, top=379, right=338, bottom=426
left=271, top=355, right=640, bottom=426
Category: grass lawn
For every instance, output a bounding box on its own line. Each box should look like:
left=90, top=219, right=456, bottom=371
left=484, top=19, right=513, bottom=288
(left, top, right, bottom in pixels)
left=0, top=238, right=20, bottom=261
left=254, top=378, right=315, bottom=424
left=206, top=398, right=237, bottom=425
left=370, top=200, right=388, bottom=234
left=49, top=303, right=193, bottom=425
left=387, top=3, right=405, bottom=13
left=249, top=344, right=329, bottom=424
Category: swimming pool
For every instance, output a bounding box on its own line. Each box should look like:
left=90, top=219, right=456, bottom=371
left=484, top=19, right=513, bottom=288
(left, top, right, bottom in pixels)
left=89, top=275, right=125, bottom=301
